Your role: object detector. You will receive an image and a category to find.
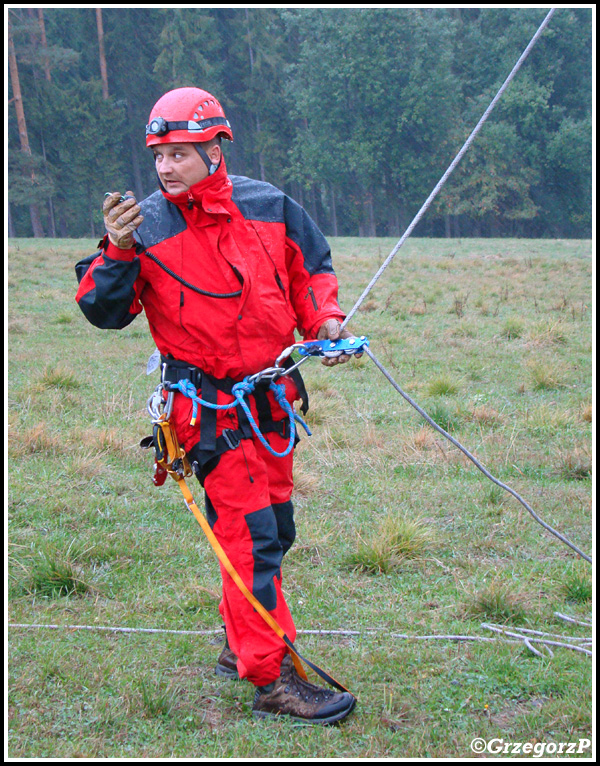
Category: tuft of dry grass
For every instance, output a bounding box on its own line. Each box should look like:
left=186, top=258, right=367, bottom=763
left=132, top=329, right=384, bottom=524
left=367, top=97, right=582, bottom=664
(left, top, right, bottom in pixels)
left=77, top=427, right=127, bottom=454
left=469, top=404, right=504, bottom=425
left=292, top=465, right=322, bottom=496
left=9, top=423, right=63, bottom=457
left=464, top=581, right=529, bottom=624
left=347, top=513, right=437, bottom=574
left=580, top=402, right=592, bottom=423
left=526, top=319, right=568, bottom=347
left=35, top=364, right=81, bottom=392
left=408, top=426, right=436, bottom=452
left=426, top=375, right=459, bottom=397
left=552, top=446, right=592, bottom=481
left=527, top=359, right=566, bottom=391
left=408, top=301, right=427, bottom=316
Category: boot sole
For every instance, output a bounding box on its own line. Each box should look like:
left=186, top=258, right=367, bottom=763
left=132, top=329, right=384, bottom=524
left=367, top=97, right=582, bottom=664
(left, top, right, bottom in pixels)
left=252, top=696, right=356, bottom=726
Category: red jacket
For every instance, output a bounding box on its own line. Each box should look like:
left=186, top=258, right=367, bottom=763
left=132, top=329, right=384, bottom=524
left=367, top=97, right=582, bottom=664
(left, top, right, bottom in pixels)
left=75, top=160, right=345, bottom=380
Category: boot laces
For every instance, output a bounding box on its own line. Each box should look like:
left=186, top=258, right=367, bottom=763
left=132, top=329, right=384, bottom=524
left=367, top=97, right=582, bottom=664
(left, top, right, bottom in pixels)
left=280, top=657, right=335, bottom=704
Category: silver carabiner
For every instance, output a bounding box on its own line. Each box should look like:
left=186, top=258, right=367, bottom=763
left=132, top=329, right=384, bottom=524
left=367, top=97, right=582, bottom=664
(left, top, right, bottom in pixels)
left=247, top=366, right=285, bottom=386
left=146, top=382, right=174, bottom=422
left=275, top=342, right=307, bottom=368
left=147, top=385, right=163, bottom=420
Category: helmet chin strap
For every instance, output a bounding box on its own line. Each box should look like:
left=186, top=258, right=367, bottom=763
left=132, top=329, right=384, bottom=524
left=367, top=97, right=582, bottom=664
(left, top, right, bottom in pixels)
left=194, top=144, right=218, bottom=175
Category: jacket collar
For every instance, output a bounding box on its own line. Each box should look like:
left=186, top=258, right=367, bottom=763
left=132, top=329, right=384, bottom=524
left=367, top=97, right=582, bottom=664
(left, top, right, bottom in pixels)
left=160, top=157, right=233, bottom=215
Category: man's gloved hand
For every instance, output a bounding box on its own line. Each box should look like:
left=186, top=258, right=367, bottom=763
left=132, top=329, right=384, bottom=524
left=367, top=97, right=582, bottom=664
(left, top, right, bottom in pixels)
left=317, top=318, right=363, bottom=367
left=103, top=191, right=144, bottom=250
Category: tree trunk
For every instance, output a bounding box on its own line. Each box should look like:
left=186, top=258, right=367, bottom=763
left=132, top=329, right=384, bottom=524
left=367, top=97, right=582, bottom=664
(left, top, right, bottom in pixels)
left=8, top=201, right=16, bottom=238
left=256, top=113, right=266, bottom=182
left=367, top=192, right=376, bottom=237
left=40, top=133, right=57, bottom=237
left=38, top=9, right=52, bottom=81
left=362, top=190, right=376, bottom=237
left=330, top=183, right=338, bottom=237
left=127, top=98, right=145, bottom=200
left=8, top=14, right=44, bottom=237
left=96, top=8, right=109, bottom=100
left=244, top=10, right=266, bottom=181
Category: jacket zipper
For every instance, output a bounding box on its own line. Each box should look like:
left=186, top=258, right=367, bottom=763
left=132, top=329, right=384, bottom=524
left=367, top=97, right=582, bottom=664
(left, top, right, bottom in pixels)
left=305, top=286, right=319, bottom=311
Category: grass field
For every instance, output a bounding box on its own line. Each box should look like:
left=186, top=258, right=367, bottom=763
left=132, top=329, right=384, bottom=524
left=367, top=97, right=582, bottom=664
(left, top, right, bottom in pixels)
left=7, top=236, right=593, bottom=758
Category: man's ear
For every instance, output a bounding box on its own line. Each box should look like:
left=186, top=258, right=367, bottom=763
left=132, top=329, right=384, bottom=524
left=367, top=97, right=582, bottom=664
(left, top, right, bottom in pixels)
left=208, top=143, right=222, bottom=166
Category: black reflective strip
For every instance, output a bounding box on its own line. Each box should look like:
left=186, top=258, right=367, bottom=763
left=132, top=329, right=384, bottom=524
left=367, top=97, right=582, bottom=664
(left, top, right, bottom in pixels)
left=244, top=506, right=283, bottom=612
left=204, top=494, right=219, bottom=529
left=272, top=500, right=296, bottom=556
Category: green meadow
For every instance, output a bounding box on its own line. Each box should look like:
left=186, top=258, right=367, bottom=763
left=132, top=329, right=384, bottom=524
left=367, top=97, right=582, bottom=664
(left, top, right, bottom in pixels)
left=7, top=237, right=592, bottom=758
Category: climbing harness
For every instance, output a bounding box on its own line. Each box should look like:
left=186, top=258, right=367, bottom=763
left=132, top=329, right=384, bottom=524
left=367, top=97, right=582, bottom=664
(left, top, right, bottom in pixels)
left=163, top=373, right=311, bottom=458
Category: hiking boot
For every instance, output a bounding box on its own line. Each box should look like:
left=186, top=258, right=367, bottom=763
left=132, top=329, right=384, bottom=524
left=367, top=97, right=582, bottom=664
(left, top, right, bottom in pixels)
left=215, top=642, right=240, bottom=680
left=252, top=655, right=356, bottom=725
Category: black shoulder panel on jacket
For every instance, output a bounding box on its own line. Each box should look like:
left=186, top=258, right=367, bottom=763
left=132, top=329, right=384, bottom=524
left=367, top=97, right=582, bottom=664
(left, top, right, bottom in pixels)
left=134, top=190, right=187, bottom=250
left=230, top=175, right=333, bottom=276
left=230, top=175, right=285, bottom=223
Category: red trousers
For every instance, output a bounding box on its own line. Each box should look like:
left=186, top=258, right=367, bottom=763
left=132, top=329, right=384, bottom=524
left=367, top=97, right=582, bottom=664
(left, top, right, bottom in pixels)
left=171, top=376, right=300, bottom=686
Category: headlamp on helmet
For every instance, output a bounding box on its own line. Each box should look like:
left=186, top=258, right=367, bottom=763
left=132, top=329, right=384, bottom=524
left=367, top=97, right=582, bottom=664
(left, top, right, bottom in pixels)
left=146, top=117, right=169, bottom=137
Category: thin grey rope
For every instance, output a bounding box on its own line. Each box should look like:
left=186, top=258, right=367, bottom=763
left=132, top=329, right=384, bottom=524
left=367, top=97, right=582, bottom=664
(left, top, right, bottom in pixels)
left=340, top=7, right=556, bottom=331
left=364, top=346, right=592, bottom=565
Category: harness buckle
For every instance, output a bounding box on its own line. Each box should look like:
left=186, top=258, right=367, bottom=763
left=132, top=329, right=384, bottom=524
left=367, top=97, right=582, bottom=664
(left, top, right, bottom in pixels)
left=221, top=428, right=241, bottom=450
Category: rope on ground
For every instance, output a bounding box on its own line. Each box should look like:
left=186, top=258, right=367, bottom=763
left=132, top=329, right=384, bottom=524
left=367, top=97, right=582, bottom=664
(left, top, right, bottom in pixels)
left=340, top=8, right=556, bottom=331
left=554, top=611, right=592, bottom=628
left=8, top=621, right=592, bottom=657
left=364, top=346, right=592, bottom=565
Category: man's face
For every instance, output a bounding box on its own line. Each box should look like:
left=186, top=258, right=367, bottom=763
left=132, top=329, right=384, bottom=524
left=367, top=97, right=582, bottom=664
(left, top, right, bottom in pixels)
left=153, top=143, right=218, bottom=194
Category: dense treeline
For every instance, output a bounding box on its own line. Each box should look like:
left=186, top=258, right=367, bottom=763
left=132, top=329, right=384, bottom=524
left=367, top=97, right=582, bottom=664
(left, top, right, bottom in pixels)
left=8, top=7, right=592, bottom=239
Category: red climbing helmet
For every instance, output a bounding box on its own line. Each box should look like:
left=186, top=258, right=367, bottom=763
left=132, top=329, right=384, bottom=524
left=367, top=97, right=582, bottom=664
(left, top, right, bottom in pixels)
left=146, top=87, right=233, bottom=147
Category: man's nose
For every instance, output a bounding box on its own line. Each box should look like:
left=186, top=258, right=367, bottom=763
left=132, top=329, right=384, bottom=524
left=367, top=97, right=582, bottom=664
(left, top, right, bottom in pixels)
left=158, top=156, right=173, bottom=174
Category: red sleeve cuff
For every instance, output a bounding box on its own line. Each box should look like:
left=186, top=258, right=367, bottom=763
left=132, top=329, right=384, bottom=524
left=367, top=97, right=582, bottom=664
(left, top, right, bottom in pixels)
left=105, top=238, right=137, bottom=262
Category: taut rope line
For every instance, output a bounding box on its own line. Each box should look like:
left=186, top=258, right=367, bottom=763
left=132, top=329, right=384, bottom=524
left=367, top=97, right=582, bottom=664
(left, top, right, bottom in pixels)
left=340, top=8, right=556, bottom=330
left=364, top=347, right=592, bottom=565
left=336, top=8, right=591, bottom=564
